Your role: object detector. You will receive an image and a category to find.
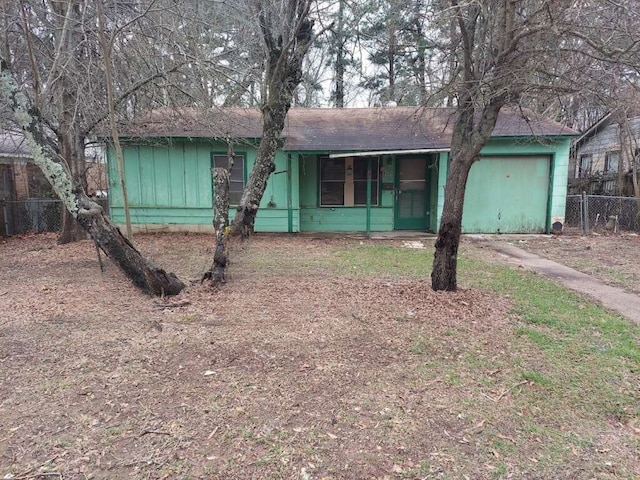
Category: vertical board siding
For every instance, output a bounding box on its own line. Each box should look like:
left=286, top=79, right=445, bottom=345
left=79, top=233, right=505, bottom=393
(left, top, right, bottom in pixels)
left=153, top=147, right=170, bottom=206
left=463, top=155, right=550, bottom=233
left=182, top=143, right=200, bottom=208
left=169, top=144, right=186, bottom=206
left=197, top=143, right=213, bottom=206
left=299, top=154, right=318, bottom=207
left=138, top=146, right=156, bottom=206
left=110, top=136, right=572, bottom=234
left=549, top=140, right=570, bottom=224
left=435, top=151, right=449, bottom=229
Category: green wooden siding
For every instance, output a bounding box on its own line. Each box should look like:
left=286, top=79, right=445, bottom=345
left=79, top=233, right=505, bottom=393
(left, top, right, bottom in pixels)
left=110, top=141, right=215, bottom=210
left=463, top=155, right=550, bottom=233
left=108, top=135, right=572, bottom=235
left=252, top=151, right=299, bottom=232
left=301, top=208, right=393, bottom=232
left=109, top=206, right=212, bottom=224
left=109, top=140, right=299, bottom=232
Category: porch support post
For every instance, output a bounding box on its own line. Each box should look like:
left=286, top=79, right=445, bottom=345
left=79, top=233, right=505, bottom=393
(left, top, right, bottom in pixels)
left=287, top=154, right=293, bottom=233
left=0, top=199, right=5, bottom=236
left=366, top=157, right=372, bottom=237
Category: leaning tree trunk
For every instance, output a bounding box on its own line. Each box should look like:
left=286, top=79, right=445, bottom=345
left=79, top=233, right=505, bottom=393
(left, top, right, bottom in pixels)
left=76, top=193, right=184, bottom=295
left=231, top=104, right=284, bottom=236
left=230, top=9, right=315, bottom=235
left=1, top=59, right=185, bottom=296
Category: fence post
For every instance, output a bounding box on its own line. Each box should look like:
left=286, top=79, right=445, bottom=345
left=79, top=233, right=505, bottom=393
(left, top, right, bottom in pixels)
left=581, top=191, right=589, bottom=234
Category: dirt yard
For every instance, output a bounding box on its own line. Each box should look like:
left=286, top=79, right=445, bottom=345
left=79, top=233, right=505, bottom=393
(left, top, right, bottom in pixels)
left=0, top=233, right=638, bottom=479
left=507, top=230, right=640, bottom=295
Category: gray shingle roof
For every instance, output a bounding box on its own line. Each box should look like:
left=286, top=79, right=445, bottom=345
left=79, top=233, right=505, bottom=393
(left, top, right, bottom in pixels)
left=122, top=106, right=577, bottom=151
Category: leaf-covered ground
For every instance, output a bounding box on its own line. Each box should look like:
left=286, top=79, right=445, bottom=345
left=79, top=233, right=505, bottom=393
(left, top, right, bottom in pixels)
left=0, top=233, right=638, bottom=479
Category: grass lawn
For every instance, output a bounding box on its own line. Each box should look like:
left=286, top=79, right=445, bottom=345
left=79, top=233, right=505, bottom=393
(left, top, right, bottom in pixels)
left=0, top=234, right=638, bottom=479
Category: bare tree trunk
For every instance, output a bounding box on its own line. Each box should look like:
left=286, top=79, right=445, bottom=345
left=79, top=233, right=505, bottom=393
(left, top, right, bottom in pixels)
left=59, top=209, right=86, bottom=243
left=230, top=3, right=315, bottom=235
left=414, top=0, right=427, bottom=106
left=431, top=95, right=504, bottom=291
left=96, top=0, right=133, bottom=240
left=203, top=168, right=230, bottom=284
left=431, top=155, right=474, bottom=291
left=387, top=24, right=396, bottom=103
left=58, top=133, right=87, bottom=244
left=334, top=0, right=345, bottom=108
left=54, top=0, right=87, bottom=245
left=231, top=105, right=282, bottom=236
left=1, top=59, right=185, bottom=296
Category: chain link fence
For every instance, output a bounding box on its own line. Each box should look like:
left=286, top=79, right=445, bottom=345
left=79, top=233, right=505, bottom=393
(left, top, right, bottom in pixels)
left=566, top=194, right=640, bottom=233
left=3, top=195, right=638, bottom=236
left=1, top=198, right=109, bottom=236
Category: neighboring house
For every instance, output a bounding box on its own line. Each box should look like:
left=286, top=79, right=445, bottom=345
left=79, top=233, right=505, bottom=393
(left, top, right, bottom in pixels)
left=0, top=131, right=108, bottom=200
left=0, top=131, right=57, bottom=235
left=569, top=113, right=640, bottom=196
left=107, top=107, right=575, bottom=235
left=0, top=131, right=51, bottom=200
left=0, top=131, right=108, bottom=235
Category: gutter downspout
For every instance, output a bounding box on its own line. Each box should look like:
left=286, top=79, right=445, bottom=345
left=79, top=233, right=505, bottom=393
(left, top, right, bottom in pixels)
left=546, top=154, right=554, bottom=234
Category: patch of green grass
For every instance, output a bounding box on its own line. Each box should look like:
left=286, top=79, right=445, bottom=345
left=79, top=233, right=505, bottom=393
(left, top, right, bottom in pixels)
left=402, top=459, right=432, bottom=478
left=492, top=462, right=507, bottom=477
left=105, top=423, right=127, bottom=436
left=519, top=370, right=552, bottom=387
left=331, top=244, right=432, bottom=276
left=242, top=240, right=639, bottom=477
left=409, top=336, right=429, bottom=354
left=514, top=326, right=558, bottom=350
left=462, top=249, right=640, bottom=424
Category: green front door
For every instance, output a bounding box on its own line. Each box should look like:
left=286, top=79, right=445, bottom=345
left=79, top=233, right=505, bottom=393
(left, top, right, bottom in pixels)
left=394, top=157, right=428, bottom=230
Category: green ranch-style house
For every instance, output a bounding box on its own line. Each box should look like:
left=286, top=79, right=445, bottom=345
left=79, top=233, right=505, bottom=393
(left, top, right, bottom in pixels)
left=107, top=107, right=576, bottom=235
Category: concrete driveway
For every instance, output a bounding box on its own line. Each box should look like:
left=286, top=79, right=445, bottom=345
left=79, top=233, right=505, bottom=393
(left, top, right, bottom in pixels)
left=481, top=240, right=640, bottom=326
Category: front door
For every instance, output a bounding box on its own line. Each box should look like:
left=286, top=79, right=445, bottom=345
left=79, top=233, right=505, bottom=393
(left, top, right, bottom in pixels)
left=394, top=157, right=428, bottom=230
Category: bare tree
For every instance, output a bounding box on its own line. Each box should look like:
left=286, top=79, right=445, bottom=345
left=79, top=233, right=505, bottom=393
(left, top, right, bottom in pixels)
left=430, top=0, right=640, bottom=291
left=431, top=0, right=546, bottom=290
left=231, top=0, right=318, bottom=235
left=0, top=58, right=185, bottom=296
left=5, top=0, right=192, bottom=242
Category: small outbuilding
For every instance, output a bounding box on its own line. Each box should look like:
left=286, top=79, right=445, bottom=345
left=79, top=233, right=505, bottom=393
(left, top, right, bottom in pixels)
left=108, top=107, right=575, bottom=234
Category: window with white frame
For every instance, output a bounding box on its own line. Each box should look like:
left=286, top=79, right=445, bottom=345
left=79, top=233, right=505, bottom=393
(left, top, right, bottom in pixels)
left=320, top=157, right=379, bottom=206
left=604, top=151, right=620, bottom=174
left=578, top=154, right=592, bottom=178
left=211, top=154, right=244, bottom=204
